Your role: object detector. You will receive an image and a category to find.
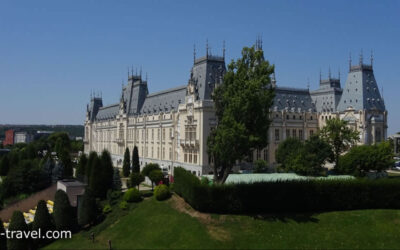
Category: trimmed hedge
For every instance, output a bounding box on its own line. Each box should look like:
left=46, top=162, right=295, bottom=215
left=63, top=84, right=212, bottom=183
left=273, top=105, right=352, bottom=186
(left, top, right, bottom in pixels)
left=123, top=188, right=142, bottom=203
left=154, top=184, right=171, bottom=201
left=173, top=167, right=400, bottom=214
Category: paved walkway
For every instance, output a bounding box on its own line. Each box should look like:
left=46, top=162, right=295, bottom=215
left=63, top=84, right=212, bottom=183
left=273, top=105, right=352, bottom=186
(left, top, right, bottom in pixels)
left=0, top=184, right=57, bottom=222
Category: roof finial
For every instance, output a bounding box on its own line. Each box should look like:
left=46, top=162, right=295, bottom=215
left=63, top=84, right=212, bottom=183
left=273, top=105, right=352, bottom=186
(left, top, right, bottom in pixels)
left=370, top=49, right=373, bottom=67
left=127, top=67, right=130, bottom=79
left=307, top=77, right=310, bottom=89
left=206, top=39, right=209, bottom=58
left=140, top=66, right=142, bottom=78
left=131, top=66, right=134, bottom=76
left=359, top=49, right=363, bottom=66
left=193, top=44, right=196, bottom=63
left=222, top=40, right=225, bottom=59
left=328, top=66, right=331, bottom=79
left=319, top=69, right=322, bottom=83
left=349, top=52, right=352, bottom=72
left=338, top=68, right=341, bottom=80
left=146, top=72, right=148, bottom=82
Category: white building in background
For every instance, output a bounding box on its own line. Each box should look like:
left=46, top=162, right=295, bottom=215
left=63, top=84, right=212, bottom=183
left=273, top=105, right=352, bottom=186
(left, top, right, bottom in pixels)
left=84, top=42, right=387, bottom=176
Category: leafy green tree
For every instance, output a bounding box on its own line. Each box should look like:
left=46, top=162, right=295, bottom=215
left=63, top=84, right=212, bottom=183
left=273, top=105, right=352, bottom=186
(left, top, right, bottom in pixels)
left=276, top=137, right=303, bottom=169
left=59, top=149, right=73, bottom=178
left=149, top=170, right=164, bottom=190
left=122, top=148, right=131, bottom=177
left=78, top=188, right=97, bottom=227
left=129, top=172, right=145, bottom=190
left=207, top=45, right=275, bottom=184
left=132, top=146, right=140, bottom=173
left=277, top=136, right=332, bottom=176
left=53, top=190, right=75, bottom=231
left=253, top=159, right=268, bottom=173
left=76, top=153, right=87, bottom=182
left=49, top=132, right=71, bottom=153
left=141, top=163, right=161, bottom=177
left=0, top=219, right=7, bottom=250
left=7, top=211, right=30, bottom=250
left=32, top=200, right=55, bottom=247
left=319, top=118, right=359, bottom=168
left=338, top=141, right=394, bottom=176
left=112, top=168, right=122, bottom=191
left=0, top=155, right=10, bottom=176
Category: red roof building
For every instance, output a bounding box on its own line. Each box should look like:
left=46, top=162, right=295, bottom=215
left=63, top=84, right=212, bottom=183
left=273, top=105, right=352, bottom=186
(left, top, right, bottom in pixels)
left=3, top=130, right=14, bottom=146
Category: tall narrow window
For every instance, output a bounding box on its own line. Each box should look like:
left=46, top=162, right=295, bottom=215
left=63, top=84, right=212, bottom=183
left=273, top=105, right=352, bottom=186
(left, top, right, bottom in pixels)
left=275, top=129, right=280, bottom=141
left=299, top=129, right=303, bottom=140
left=292, top=129, right=296, bottom=138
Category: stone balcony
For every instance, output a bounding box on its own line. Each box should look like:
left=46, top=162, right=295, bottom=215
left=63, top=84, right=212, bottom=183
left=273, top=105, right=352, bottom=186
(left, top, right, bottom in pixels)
left=180, top=139, right=199, bottom=147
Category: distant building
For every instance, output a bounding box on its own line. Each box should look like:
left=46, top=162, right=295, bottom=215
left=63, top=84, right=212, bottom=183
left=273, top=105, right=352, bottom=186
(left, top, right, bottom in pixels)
left=3, top=129, right=14, bottom=146
left=14, top=131, right=34, bottom=144
left=34, top=130, right=54, bottom=140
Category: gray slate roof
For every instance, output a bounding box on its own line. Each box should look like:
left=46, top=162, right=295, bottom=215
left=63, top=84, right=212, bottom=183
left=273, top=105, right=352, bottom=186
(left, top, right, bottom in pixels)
left=337, top=64, right=385, bottom=112
left=139, top=85, right=187, bottom=115
left=272, top=87, right=315, bottom=112
left=96, top=104, right=119, bottom=120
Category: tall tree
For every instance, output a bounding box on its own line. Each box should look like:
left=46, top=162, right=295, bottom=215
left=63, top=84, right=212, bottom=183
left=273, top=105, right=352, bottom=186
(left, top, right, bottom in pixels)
left=75, top=153, right=87, bottom=182
left=319, top=118, right=359, bottom=168
left=32, top=200, right=55, bottom=247
left=7, top=211, right=30, bottom=250
left=148, top=170, right=164, bottom=190
left=207, top=45, right=275, bottom=184
left=112, top=168, right=122, bottom=191
left=132, top=146, right=140, bottom=173
left=0, top=155, right=10, bottom=176
left=78, top=189, right=97, bottom=227
left=85, top=151, right=98, bottom=184
left=129, top=172, right=144, bottom=190
left=122, top=148, right=131, bottom=177
left=89, top=150, right=114, bottom=198
left=59, top=149, right=73, bottom=178
left=53, top=189, right=75, bottom=231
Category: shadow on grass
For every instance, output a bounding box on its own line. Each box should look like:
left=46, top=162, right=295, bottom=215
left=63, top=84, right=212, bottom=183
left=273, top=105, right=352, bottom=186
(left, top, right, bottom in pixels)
left=251, top=213, right=319, bottom=223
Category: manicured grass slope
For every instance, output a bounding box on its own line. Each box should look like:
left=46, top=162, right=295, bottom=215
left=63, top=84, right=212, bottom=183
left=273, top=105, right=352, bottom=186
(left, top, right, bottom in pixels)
left=45, top=196, right=400, bottom=249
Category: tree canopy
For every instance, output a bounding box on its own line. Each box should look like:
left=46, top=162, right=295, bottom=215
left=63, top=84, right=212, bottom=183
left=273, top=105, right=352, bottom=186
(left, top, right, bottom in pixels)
left=319, top=118, right=359, bottom=168
left=207, top=45, right=275, bottom=183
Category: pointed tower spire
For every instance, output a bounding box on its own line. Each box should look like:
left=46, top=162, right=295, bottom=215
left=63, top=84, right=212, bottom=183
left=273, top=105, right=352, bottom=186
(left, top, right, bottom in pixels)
left=193, top=44, right=196, bottom=63
left=349, top=52, right=352, bottom=72
left=222, top=40, right=226, bottom=59
left=338, top=68, right=341, bottom=80
left=140, top=66, right=142, bottom=79
left=131, top=66, right=134, bottom=76
left=370, top=50, right=374, bottom=67
left=359, top=49, right=363, bottom=66
left=307, top=77, right=310, bottom=89
left=146, top=72, right=148, bottom=82
left=127, top=67, right=130, bottom=79
left=206, top=39, right=209, bottom=58
left=328, top=66, right=331, bottom=79
left=319, top=69, right=322, bottom=83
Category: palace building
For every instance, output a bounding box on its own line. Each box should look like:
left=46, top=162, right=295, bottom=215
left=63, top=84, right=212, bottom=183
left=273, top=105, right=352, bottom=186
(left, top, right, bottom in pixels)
left=84, top=42, right=387, bottom=176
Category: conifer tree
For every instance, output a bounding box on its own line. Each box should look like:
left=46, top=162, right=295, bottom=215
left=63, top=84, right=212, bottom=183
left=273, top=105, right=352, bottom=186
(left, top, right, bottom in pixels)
left=122, top=147, right=131, bottom=177
left=85, top=151, right=98, bottom=184
left=53, top=190, right=75, bottom=231
left=78, top=189, right=97, bottom=227
left=76, top=154, right=87, bottom=182
left=132, top=146, right=140, bottom=173
left=113, top=168, right=122, bottom=191
left=7, top=211, right=30, bottom=250
left=32, top=200, right=55, bottom=247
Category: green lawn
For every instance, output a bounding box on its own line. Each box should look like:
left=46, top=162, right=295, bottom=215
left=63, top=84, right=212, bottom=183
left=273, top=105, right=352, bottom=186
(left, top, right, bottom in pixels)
left=44, top=195, right=400, bottom=249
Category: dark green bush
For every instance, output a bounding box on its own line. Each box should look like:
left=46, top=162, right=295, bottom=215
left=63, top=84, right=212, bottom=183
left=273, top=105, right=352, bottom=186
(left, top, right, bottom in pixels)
left=174, top=167, right=400, bottom=214
left=123, top=188, right=141, bottom=203
left=154, top=184, right=171, bottom=201
left=119, top=201, right=128, bottom=210
left=102, top=204, right=112, bottom=214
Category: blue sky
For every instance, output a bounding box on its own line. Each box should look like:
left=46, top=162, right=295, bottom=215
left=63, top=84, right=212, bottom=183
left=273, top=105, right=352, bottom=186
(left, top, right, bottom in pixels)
left=0, top=0, right=399, bottom=134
